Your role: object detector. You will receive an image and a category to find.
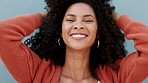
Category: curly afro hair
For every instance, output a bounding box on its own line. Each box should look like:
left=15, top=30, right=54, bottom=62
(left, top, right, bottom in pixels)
left=24, top=0, right=127, bottom=80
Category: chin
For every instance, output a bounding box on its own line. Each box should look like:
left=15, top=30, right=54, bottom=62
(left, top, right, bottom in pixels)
left=67, top=45, right=91, bottom=51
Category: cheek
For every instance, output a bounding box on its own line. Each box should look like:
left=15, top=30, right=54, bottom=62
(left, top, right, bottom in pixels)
left=61, top=23, right=71, bottom=42
left=89, top=25, right=98, bottom=42
left=62, top=23, right=69, bottom=35
left=90, top=25, right=98, bottom=36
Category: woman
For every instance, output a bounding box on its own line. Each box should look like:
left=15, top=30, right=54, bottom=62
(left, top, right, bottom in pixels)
left=0, top=0, right=148, bottom=83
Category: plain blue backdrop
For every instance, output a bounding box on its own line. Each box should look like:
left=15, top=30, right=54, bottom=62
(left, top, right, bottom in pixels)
left=0, top=0, right=148, bottom=82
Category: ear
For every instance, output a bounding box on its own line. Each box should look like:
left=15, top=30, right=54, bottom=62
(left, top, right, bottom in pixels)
left=60, top=33, right=63, bottom=38
left=96, top=29, right=99, bottom=39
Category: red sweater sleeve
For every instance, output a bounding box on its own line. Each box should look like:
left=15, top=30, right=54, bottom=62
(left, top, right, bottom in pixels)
left=117, top=15, right=148, bottom=83
left=0, top=13, right=43, bottom=82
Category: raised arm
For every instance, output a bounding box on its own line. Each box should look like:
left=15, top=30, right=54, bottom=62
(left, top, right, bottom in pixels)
left=116, top=14, right=148, bottom=82
left=0, top=13, right=43, bottom=82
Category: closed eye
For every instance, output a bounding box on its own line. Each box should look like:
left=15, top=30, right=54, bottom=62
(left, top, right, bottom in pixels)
left=84, top=20, right=93, bottom=22
left=66, top=19, right=75, bottom=22
left=83, top=19, right=94, bottom=23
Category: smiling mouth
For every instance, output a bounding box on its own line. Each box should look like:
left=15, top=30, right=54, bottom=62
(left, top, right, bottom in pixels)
left=70, top=33, right=88, bottom=39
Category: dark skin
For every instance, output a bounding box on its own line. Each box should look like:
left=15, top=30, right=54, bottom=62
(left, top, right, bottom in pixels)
left=41, top=3, right=121, bottom=83
left=59, top=3, right=98, bottom=83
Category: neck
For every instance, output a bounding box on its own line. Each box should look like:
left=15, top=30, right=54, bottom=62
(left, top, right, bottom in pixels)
left=61, top=47, right=91, bottom=81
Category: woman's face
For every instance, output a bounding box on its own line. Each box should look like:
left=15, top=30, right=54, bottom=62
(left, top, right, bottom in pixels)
left=62, top=3, right=98, bottom=50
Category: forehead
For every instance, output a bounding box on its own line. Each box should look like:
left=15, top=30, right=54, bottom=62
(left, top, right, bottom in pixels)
left=65, top=3, right=95, bottom=16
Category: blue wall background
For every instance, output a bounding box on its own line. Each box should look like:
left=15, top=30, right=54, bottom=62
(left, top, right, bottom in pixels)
left=0, top=0, right=147, bottom=82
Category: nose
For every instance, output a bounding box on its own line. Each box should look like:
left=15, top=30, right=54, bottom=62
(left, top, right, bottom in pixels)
left=73, top=21, right=85, bottom=30
left=73, top=26, right=84, bottom=29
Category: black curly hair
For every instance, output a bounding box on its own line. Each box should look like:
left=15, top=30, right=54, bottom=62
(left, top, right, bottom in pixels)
left=24, top=0, right=127, bottom=80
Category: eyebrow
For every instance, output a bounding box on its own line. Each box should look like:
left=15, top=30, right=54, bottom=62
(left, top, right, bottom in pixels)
left=65, top=14, right=76, bottom=17
left=83, top=15, right=95, bottom=19
left=65, top=14, right=95, bottom=19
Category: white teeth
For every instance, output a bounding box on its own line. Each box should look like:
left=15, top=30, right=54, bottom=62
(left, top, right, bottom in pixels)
left=71, top=34, right=87, bottom=39
left=71, top=34, right=87, bottom=38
